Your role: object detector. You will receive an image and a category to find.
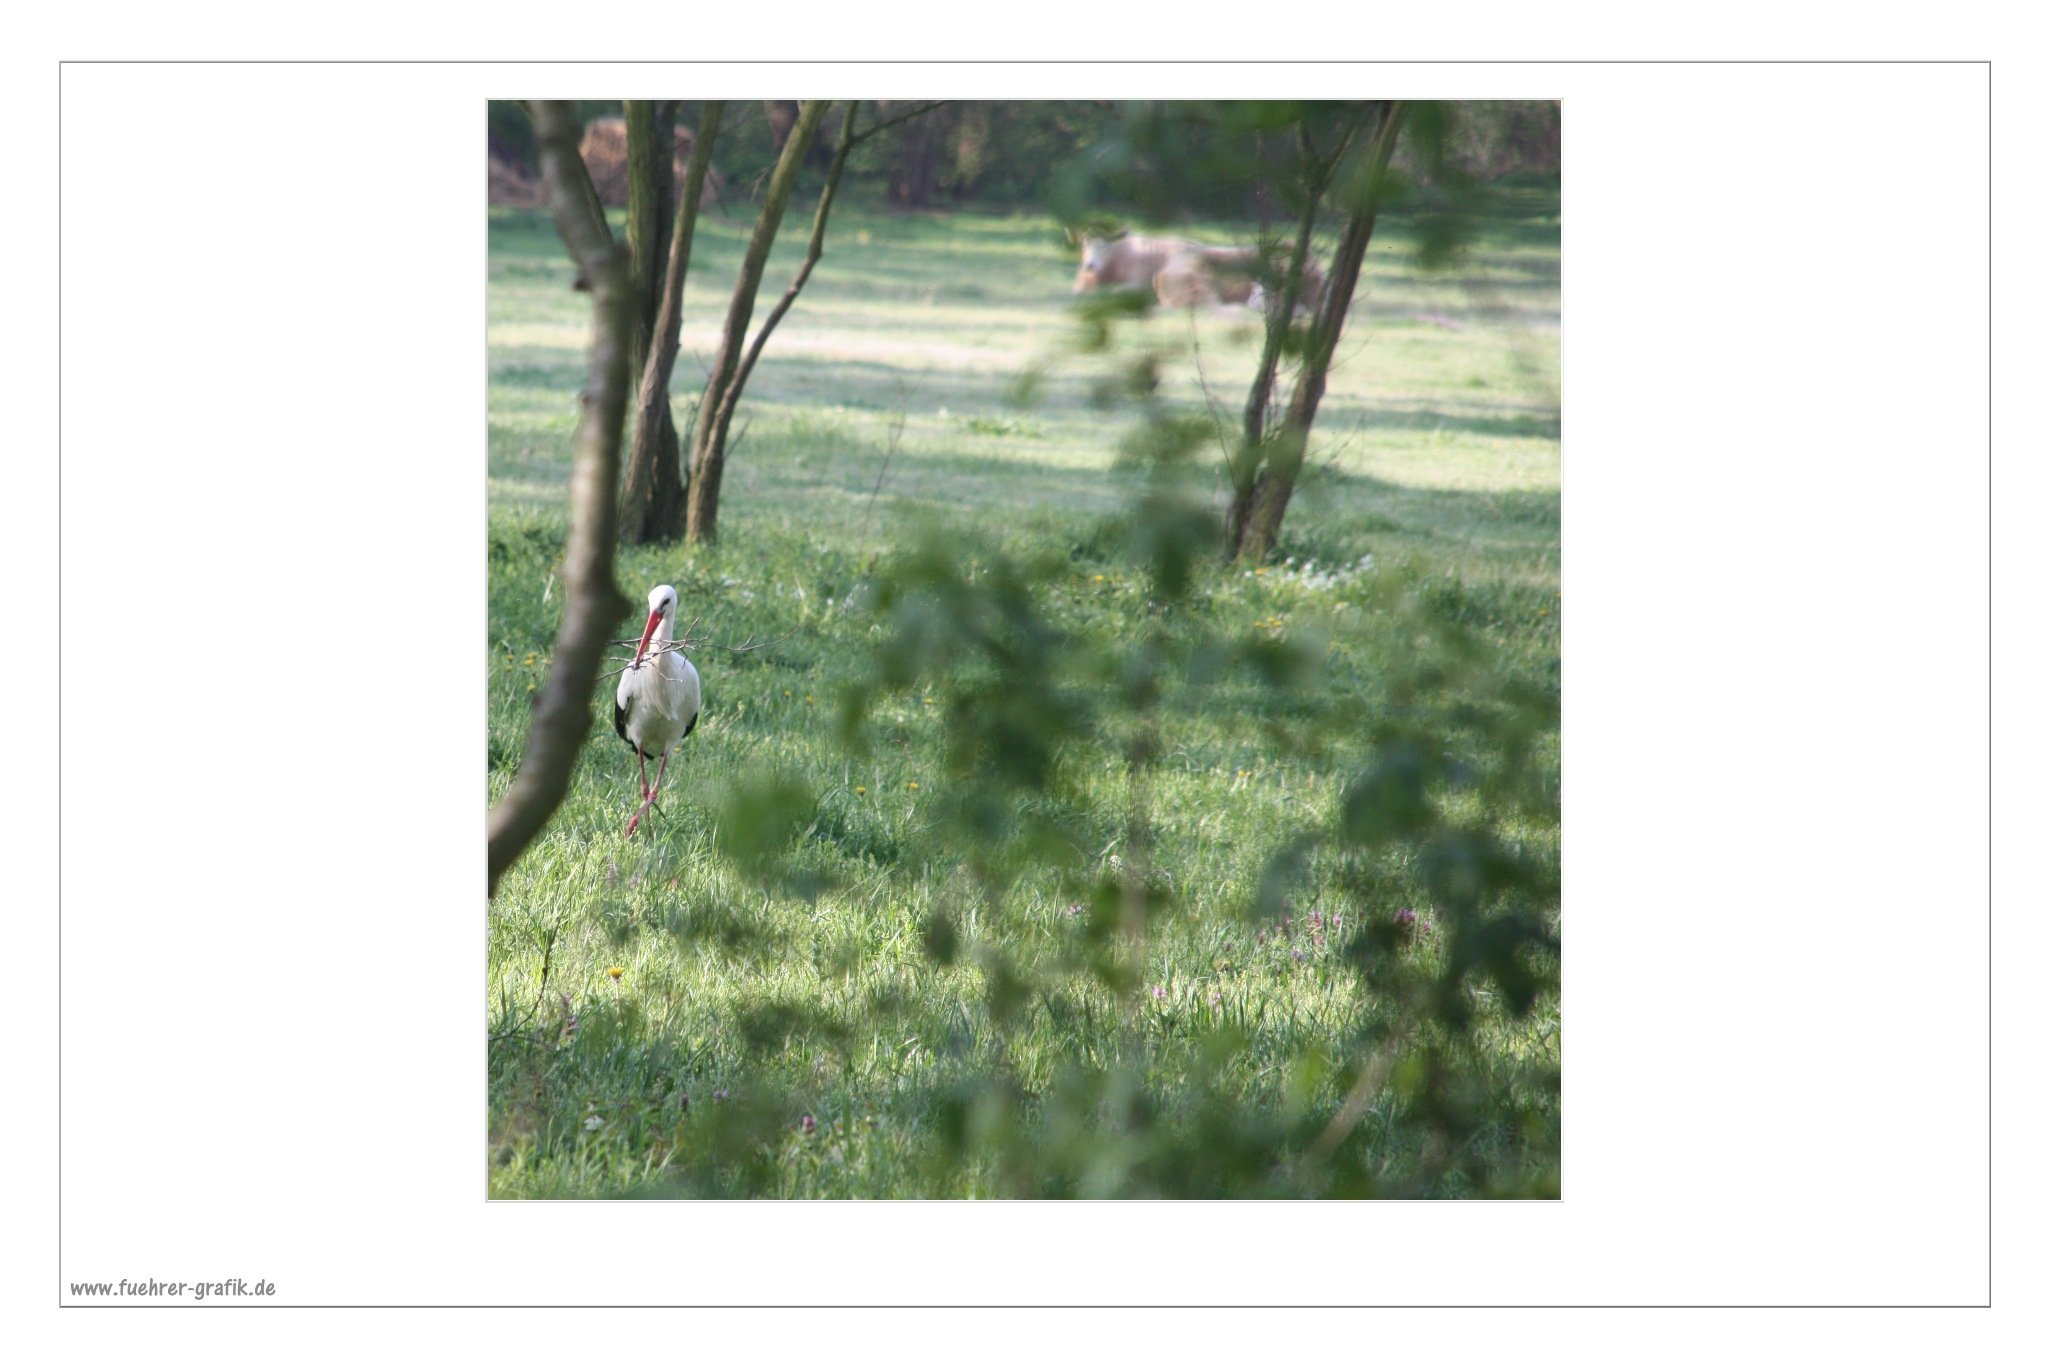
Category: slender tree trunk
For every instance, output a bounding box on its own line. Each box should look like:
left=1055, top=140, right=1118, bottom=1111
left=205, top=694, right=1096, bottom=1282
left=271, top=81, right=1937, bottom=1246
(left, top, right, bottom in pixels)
left=618, top=102, right=725, bottom=544
left=487, top=103, right=635, bottom=895
left=622, top=100, right=676, bottom=383
left=1230, top=113, right=1366, bottom=553
left=1232, top=102, right=1405, bottom=564
left=727, top=100, right=860, bottom=406
left=1229, top=156, right=1325, bottom=551
left=685, top=99, right=828, bottom=544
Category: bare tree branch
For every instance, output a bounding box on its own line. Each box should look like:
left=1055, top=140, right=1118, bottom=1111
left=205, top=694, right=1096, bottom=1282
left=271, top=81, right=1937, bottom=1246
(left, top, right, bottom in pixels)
left=728, top=98, right=862, bottom=405
left=1234, top=102, right=1405, bottom=563
left=849, top=99, right=949, bottom=146
left=1228, top=120, right=1338, bottom=553
left=487, top=102, right=635, bottom=896
left=686, top=99, right=830, bottom=543
left=595, top=627, right=803, bottom=681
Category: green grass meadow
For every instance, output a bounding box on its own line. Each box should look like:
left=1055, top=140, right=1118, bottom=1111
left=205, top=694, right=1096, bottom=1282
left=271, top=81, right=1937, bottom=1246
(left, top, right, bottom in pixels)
left=486, top=187, right=1560, bottom=1197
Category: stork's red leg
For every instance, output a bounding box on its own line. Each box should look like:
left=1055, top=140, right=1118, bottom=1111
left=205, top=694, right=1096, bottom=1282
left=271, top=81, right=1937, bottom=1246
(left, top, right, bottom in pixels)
left=624, top=750, right=655, bottom=837
left=624, top=749, right=672, bottom=839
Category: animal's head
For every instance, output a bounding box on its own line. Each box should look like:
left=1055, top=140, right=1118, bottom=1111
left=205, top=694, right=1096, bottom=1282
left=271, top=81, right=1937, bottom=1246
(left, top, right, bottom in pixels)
left=1070, top=227, right=1129, bottom=293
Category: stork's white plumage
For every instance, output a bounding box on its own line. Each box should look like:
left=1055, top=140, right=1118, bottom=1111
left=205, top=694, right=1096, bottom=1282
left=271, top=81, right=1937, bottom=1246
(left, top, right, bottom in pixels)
left=614, top=583, right=701, bottom=837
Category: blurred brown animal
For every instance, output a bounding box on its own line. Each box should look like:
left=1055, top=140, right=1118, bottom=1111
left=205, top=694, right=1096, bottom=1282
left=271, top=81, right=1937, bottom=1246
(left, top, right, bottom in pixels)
left=1152, top=251, right=1227, bottom=307
left=1234, top=250, right=1327, bottom=316
left=1075, top=230, right=1326, bottom=315
left=1155, top=246, right=1328, bottom=316
left=1072, top=232, right=1204, bottom=293
left=577, top=117, right=723, bottom=207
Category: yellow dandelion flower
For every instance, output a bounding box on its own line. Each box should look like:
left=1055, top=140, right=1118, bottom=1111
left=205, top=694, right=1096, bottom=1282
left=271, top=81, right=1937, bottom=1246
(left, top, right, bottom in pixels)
left=606, top=966, right=624, bottom=980
left=855, top=785, right=867, bottom=796
left=1092, top=574, right=1105, bottom=583
left=908, top=781, right=920, bottom=790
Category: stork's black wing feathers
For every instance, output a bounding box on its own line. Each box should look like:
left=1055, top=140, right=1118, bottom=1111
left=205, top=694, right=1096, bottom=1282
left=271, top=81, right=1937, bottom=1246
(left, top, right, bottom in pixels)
left=614, top=699, right=644, bottom=758
left=682, top=711, right=698, bottom=741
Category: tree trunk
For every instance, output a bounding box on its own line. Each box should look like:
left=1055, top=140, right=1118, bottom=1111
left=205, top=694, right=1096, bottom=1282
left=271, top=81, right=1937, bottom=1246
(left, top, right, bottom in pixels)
left=518, top=100, right=611, bottom=290
left=618, top=102, right=725, bottom=545
left=1229, top=136, right=1327, bottom=552
left=622, top=100, right=676, bottom=383
left=685, top=99, right=828, bottom=544
left=487, top=102, right=635, bottom=896
left=1232, top=103, right=1405, bottom=564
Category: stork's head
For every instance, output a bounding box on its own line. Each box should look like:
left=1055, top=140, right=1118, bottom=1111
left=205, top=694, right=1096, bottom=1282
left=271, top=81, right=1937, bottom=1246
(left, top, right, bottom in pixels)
left=634, top=584, right=679, bottom=665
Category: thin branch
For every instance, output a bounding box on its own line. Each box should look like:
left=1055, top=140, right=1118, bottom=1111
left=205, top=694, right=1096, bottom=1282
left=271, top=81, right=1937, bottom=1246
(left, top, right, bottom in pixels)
left=596, top=628, right=803, bottom=681
left=602, top=633, right=792, bottom=656
left=1183, top=313, right=1241, bottom=505
left=855, top=384, right=914, bottom=559
left=848, top=99, right=949, bottom=146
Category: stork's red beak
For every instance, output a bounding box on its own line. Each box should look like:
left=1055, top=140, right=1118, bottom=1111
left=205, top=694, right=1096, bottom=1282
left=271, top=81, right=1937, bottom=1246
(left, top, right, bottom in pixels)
left=632, top=610, right=661, bottom=666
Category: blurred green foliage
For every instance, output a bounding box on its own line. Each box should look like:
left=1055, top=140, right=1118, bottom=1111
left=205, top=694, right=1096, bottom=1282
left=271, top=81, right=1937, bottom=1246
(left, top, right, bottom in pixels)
left=792, top=422, right=1558, bottom=1195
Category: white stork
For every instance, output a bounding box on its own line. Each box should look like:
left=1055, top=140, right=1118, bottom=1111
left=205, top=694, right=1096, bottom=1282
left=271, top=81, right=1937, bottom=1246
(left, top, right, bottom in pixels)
left=614, top=583, right=701, bottom=838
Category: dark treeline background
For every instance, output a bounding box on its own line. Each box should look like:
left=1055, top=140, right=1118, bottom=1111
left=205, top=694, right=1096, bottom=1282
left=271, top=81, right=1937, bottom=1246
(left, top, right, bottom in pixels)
left=488, top=99, right=1559, bottom=215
